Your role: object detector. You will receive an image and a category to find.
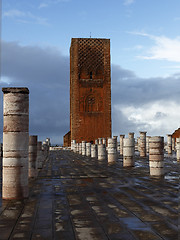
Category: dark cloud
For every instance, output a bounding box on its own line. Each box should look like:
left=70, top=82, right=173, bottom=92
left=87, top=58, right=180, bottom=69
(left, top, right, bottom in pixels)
left=0, top=41, right=70, bottom=144
left=0, top=41, right=180, bottom=144
left=112, top=64, right=180, bottom=107
left=1, top=41, right=69, bottom=86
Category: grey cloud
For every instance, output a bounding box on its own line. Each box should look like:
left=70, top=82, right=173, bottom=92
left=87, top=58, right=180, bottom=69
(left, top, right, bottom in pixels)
left=1, top=41, right=69, bottom=86
left=112, top=64, right=180, bottom=107
left=0, top=41, right=69, bottom=144
left=112, top=105, right=152, bottom=139
left=112, top=64, right=180, bottom=137
left=154, top=112, right=167, bottom=119
left=0, top=41, right=179, bottom=144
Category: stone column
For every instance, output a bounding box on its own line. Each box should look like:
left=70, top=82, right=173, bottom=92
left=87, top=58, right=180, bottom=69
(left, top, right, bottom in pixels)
left=42, top=141, right=49, bottom=160
left=117, top=142, right=120, bottom=152
left=79, top=143, right=82, bottom=155
left=176, top=138, right=180, bottom=161
left=107, top=138, right=117, bottom=164
left=0, top=143, right=2, bottom=180
left=86, top=142, right=91, bottom=157
left=120, top=135, right=125, bottom=155
left=128, top=132, right=134, bottom=139
left=128, top=132, right=135, bottom=151
left=71, top=140, right=76, bottom=152
left=46, top=138, right=51, bottom=147
left=98, top=138, right=103, bottom=145
left=91, top=144, right=97, bottom=158
left=2, top=87, right=29, bottom=199
left=95, top=139, right=98, bottom=145
left=73, top=141, right=76, bottom=153
left=29, top=135, right=37, bottom=178
left=0, top=143, right=2, bottom=158
left=76, top=143, right=79, bottom=154
left=113, top=136, right=118, bottom=153
left=98, top=144, right=106, bottom=160
left=123, top=138, right=134, bottom=167
left=82, top=141, right=86, bottom=156
left=137, top=137, right=140, bottom=152
left=140, top=131, right=147, bottom=157
left=149, top=136, right=164, bottom=176
left=37, top=141, right=43, bottom=169
left=146, top=136, right=151, bottom=153
left=167, top=134, right=172, bottom=154
left=102, top=138, right=106, bottom=146
left=172, top=138, right=175, bottom=151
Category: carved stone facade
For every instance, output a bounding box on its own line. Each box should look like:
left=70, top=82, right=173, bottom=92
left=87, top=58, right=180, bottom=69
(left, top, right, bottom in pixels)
left=64, top=38, right=111, bottom=145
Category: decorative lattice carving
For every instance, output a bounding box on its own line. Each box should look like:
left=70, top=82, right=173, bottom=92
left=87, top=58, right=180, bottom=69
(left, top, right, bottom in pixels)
left=78, top=39, right=104, bottom=75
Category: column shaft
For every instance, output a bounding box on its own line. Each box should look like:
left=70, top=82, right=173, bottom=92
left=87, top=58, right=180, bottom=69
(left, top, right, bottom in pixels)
left=2, top=87, right=29, bottom=199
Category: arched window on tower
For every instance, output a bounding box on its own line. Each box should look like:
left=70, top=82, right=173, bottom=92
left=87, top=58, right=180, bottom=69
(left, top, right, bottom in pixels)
left=85, top=95, right=95, bottom=112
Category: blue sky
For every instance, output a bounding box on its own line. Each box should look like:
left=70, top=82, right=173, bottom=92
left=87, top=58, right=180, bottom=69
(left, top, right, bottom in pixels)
left=0, top=0, right=180, bottom=144
left=2, top=0, right=180, bottom=77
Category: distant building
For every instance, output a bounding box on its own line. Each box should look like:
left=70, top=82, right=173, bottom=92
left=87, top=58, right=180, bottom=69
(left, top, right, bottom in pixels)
left=172, top=128, right=180, bottom=141
left=64, top=38, right=111, bottom=146
left=63, top=131, right=71, bottom=147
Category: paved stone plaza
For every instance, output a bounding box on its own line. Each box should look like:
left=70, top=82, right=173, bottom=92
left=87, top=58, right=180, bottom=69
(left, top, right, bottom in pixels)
left=0, top=150, right=179, bottom=240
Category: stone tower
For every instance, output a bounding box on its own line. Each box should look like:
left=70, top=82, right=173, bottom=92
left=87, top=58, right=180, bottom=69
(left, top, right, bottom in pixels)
left=64, top=38, right=111, bottom=146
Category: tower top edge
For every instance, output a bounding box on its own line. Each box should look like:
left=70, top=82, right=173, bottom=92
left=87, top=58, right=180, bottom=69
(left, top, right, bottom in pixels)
left=71, top=38, right=110, bottom=42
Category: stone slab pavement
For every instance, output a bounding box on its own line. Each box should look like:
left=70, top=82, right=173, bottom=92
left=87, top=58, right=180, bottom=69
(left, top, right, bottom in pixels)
left=0, top=150, right=179, bottom=240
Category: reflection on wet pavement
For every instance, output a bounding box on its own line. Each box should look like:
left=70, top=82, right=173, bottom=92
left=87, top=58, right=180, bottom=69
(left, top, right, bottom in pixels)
left=0, top=150, right=178, bottom=239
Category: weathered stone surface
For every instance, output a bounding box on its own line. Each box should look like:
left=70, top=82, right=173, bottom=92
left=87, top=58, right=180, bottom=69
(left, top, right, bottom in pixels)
left=2, top=87, right=29, bottom=200
left=107, top=138, right=117, bottom=164
left=167, top=134, right=172, bottom=154
left=120, top=134, right=125, bottom=155
left=149, top=136, right=164, bottom=176
left=139, top=131, right=147, bottom=157
left=29, top=135, right=37, bottom=178
left=0, top=150, right=178, bottom=239
left=123, top=138, right=134, bottom=167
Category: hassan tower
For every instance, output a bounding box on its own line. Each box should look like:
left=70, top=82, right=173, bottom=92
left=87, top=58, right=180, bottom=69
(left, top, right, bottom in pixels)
left=64, top=38, right=111, bottom=146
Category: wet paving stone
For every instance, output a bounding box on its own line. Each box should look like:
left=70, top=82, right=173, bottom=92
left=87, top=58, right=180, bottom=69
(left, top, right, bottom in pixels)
left=0, top=150, right=179, bottom=239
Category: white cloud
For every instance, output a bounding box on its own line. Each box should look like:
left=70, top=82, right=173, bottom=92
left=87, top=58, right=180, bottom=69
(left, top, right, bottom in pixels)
left=119, top=101, right=180, bottom=136
left=3, top=9, right=26, bottom=18
left=124, top=0, right=135, bottom=6
left=112, top=63, right=180, bottom=138
left=3, top=9, right=49, bottom=26
left=27, top=12, right=49, bottom=25
left=39, top=0, right=70, bottom=6
left=39, top=3, right=49, bottom=9
left=1, top=76, right=12, bottom=84
left=130, top=32, right=180, bottom=63
left=162, top=65, right=180, bottom=70
left=144, top=36, right=180, bottom=62
left=123, top=45, right=144, bottom=51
